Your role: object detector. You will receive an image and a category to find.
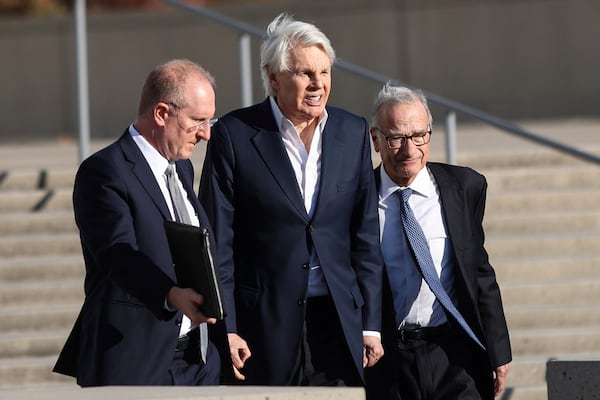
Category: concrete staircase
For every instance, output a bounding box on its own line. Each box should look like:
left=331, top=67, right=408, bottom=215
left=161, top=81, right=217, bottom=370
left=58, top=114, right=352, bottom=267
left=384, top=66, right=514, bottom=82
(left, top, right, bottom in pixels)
left=0, top=163, right=82, bottom=387
left=1, top=121, right=599, bottom=398
left=479, top=152, right=600, bottom=400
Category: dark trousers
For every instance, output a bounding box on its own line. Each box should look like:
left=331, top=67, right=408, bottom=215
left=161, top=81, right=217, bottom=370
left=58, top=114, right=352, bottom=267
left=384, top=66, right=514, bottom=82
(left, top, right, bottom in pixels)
left=291, top=295, right=362, bottom=386
left=393, top=329, right=491, bottom=400
left=162, top=339, right=220, bottom=385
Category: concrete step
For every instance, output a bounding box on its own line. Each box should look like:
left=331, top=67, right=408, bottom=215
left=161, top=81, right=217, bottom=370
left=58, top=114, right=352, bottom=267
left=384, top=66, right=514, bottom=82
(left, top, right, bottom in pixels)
left=471, top=151, right=565, bottom=170
left=505, top=303, right=600, bottom=330
left=0, top=233, right=81, bottom=258
left=0, top=190, right=53, bottom=212
left=508, top=352, right=600, bottom=387
left=501, top=385, right=546, bottom=400
left=0, top=189, right=72, bottom=212
left=507, top=357, right=548, bottom=387
left=0, top=383, right=365, bottom=399
left=0, top=304, right=79, bottom=334
left=501, top=278, right=600, bottom=307
left=484, top=209, right=600, bottom=235
left=503, top=356, right=550, bottom=400
left=493, top=255, right=600, bottom=283
left=0, top=356, right=74, bottom=388
left=0, top=280, right=83, bottom=308
left=458, top=147, right=591, bottom=170
left=486, top=188, right=600, bottom=214
left=510, top=326, right=600, bottom=357
left=0, top=330, right=68, bottom=359
left=485, top=165, right=600, bottom=192
left=0, top=211, right=76, bottom=235
left=0, top=168, right=75, bottom=191
left=0, top=255, right=84, bottom=283
left=486, top=231, right=600, bottom=259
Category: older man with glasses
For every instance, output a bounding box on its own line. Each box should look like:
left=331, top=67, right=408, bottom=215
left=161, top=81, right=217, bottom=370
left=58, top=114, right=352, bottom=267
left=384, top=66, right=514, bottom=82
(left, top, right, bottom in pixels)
left=365, top=82, right=511, bottom=400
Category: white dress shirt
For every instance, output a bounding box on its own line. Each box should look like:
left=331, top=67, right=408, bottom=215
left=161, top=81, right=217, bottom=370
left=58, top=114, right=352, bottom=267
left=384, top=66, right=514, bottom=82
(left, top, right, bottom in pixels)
left=377, top=165, right=457, bottom=329
left=269, top=97, right=329, bottom=297
left=129, top=124, right=198, bottom=336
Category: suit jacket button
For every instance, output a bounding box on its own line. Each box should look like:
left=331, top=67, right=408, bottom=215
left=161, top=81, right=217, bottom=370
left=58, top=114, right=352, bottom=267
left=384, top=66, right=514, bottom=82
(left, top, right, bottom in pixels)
left=302, top=263, right=309, bottom=270
left=307, top=224, right=314, bottom=232
left=176, top=319, right=182, bottom=327
left=297, top=299, right=306, bottom=306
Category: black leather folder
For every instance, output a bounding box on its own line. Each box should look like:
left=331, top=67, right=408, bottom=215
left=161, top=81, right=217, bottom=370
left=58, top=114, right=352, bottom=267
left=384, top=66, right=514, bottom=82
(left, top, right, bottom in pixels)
left=164, top=220, right=226, bottom=320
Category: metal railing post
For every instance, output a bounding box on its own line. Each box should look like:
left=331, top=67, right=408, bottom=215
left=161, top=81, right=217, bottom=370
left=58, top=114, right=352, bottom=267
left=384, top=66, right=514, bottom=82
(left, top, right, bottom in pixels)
left=74, top=0, right=90, bottom=163
left=444, top=110, right=457, bottom=165
left=239, top=33, right=253, bottom=107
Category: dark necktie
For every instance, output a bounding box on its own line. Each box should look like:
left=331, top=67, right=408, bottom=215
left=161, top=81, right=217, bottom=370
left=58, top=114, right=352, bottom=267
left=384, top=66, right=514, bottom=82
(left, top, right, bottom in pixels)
left=398, top=188, right=484, bottom=350
left=165, top=163, right=209, bottom=362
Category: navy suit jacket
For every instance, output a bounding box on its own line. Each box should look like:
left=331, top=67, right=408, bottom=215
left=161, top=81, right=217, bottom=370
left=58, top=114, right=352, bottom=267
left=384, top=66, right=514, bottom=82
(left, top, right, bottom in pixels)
left=199, top=99, right=383, bottom=384
left=53, top=131, right=218, bottom=386
left=366, top=163, right=512, bottom=399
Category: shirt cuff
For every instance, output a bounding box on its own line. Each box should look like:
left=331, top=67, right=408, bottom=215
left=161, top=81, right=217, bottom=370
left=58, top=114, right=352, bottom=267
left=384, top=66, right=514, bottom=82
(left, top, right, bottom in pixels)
left=164, top=298, right=176, bottom=312
left=363, top=330, right=381, bottom=340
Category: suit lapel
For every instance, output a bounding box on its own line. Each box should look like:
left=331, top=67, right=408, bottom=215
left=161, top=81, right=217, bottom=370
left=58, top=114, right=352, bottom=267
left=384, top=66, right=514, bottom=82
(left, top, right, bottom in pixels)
left=428, top=163, right=467, bottom=267
left=119, top=132, right=172, bottom=221
left=312, top=110, right=346, bottom=219
left=251, top=110, right=308, bottom=220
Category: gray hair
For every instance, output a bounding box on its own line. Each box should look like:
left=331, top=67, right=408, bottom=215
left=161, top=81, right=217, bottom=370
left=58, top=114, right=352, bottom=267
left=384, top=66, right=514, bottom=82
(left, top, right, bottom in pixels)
left=260, top=13, right=336, bottom=97
left=371, top=82, right=433, bottom=129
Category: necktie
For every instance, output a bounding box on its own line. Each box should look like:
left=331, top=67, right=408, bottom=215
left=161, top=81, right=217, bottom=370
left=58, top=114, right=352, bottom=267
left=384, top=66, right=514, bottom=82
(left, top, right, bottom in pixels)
left=398, top=188, right=485, bottom=350
left=165, top=163, right=209, bottom=362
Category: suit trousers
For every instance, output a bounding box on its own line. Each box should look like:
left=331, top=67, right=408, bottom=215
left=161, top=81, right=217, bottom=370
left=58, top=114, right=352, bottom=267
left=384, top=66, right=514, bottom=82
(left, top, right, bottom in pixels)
left=393, top=327, right=491, bottom=400
left=163, top=339, right=220, bottom=385
left=291, top=295, right=362, bottom=386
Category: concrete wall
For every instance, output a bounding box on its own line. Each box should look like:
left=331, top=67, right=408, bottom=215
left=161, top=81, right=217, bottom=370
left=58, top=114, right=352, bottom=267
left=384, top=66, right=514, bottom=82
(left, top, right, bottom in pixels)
left=0, top=0, right=598, bottom=141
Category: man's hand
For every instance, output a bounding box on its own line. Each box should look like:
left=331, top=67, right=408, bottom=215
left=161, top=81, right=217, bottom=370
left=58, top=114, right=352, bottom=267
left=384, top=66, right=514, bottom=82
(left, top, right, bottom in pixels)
left=494, top=363, right=510, bottom=397
left=227, top=333, right=252, bottom=380
left=363, top=335, right=384, bottom=368
left=166, top=286, right=216, bottom=325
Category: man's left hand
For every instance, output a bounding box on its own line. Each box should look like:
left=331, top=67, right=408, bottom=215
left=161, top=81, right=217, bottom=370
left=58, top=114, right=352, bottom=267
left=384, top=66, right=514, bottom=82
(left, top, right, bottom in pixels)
left=363, top=335, right=384, bottom=368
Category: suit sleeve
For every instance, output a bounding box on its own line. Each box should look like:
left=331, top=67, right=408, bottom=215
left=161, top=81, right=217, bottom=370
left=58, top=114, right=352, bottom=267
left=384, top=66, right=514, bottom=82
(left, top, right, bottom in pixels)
left=199, top=121, right=239, bottom=333
left=350, top=119, right=384, bottom=332
left=471, top=177, right=512, bottom=368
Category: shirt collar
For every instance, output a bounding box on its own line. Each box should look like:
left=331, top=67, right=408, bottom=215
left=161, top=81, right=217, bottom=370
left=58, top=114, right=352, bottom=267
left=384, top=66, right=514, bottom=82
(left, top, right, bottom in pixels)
left=128, top=124, right=170, bottom=179
left=268, top=96, right=328, bottom=133
left=379, top=165, right=434, bottom=202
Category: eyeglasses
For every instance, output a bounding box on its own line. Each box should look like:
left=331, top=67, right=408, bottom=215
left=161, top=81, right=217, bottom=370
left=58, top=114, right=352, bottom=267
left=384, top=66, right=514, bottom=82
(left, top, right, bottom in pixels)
left=167, top=102, right=218, bottom=134
left=372, top=127, right=431, bottom=149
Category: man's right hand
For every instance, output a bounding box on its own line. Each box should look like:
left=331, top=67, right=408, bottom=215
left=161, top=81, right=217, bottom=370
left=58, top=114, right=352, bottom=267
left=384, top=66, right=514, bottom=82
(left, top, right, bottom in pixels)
left=227, top=333, right=251, bottom=380
left=166, top=286, right=216, bottom=325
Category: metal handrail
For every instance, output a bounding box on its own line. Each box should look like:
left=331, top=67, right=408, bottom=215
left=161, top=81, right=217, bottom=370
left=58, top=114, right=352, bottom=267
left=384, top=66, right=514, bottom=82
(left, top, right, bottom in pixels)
left=74, top=0, right=600, bottom=166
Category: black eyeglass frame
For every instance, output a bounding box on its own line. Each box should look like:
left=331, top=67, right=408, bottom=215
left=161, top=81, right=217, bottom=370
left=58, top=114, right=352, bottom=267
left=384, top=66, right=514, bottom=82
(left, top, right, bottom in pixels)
left=372, top=127, right=432, bottom=149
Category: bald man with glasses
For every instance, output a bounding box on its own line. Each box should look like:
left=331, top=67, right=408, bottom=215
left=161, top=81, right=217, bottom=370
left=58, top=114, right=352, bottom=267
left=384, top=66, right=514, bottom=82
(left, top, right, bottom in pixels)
left=54, top=59, right=223, bottom=386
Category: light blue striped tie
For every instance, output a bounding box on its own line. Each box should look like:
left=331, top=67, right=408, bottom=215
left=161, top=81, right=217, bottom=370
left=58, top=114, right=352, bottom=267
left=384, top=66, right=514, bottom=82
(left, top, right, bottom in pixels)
left=165, top=163, right=209, bottom=362
left=398, top=188, right=485, bottom=350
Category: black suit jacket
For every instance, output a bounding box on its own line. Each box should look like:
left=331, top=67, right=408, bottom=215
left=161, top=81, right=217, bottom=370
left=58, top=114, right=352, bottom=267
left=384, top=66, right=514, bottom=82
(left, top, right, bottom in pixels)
left=366, top=162, right=512, bottom=399
left=53, top=131, right=221, bottom=386
left=199, top=98, right=383, bottom=384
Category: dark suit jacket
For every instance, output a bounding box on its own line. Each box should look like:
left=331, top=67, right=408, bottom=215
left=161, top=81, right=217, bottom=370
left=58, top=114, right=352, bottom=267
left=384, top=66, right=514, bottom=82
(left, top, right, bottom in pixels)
left=199, top=98, right=383, bottom=384
left=53, top=131, right=220, bottom=386
left=366, top=162, right=512, bottom=399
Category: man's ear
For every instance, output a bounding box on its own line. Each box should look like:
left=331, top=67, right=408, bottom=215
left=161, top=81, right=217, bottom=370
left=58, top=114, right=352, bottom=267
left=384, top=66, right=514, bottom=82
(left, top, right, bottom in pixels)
left=370, top=130, right=380, bottom=153
left=268, top=68, right=279, bottom=91
left=154, top=102, right=170, bottom=127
